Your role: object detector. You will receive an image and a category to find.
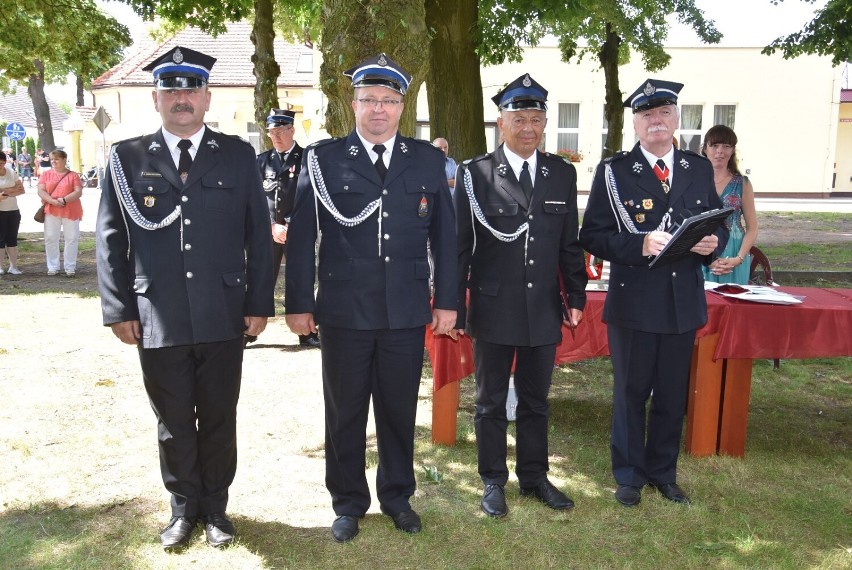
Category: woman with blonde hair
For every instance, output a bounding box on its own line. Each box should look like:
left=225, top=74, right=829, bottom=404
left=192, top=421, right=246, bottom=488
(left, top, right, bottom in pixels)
left=701, top=125, right=758, bottom=284
left=37, top=150, right=83, bottom=276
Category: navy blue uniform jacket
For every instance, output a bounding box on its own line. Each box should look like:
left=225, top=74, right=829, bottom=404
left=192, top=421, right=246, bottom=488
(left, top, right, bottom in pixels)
left=285, top=131, right=457, bottom=330
left=455, top=146, right=587, bottom=347
left=96, top=127, right=275, bottom=348
left=579, top=143, right=728, bottom=334
left=257, top=142, right=303, bottom=224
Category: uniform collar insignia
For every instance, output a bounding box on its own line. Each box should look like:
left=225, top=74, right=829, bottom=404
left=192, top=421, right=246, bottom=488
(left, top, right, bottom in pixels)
left=679, top=157, right=690, bottom=169
left=632, top=161, right=643, bottom=174
left=541, top=165, right=550, bottom=178
left=399, top=141, right=408, bottom=153
left=148, top=141, right=162, bottom=153
left=206, top=138, right=219, bottom=150
left=348, top=145, right=359, bottom=157
left=497, top=163, right=507, bottom=177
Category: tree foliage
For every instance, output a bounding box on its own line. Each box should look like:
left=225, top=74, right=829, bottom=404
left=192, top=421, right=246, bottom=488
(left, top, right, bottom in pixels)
left=0, top=0, right=131, bottom=151
left=763, top=0, right=851, bottom=66
left=118, top=0, right=252, bottom=35
left=478, top=0, right=720, bottom=156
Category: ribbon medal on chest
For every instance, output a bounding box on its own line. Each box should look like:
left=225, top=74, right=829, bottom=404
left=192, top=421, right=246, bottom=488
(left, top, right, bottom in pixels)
left=418, top=194, right=429, bottom=218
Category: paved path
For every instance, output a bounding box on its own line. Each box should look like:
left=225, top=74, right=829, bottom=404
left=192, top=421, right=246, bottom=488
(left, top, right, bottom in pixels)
left=13, top=184, right=852, bottom=235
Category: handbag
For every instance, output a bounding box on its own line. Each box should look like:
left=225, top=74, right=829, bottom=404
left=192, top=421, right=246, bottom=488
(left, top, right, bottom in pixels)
left=34, top=171, right=72, bottom=223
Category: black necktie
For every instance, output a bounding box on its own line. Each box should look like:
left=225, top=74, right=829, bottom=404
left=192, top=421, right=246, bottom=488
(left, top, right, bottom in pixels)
left=177, top=139, right=193, bottom=182
left=372, top=144, right=387, bottom=182
left=519, top=160, right=533, bottom=202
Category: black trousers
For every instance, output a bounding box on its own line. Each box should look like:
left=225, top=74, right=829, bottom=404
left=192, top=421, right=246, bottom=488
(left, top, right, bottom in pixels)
left=607, top=324, right=696, bottom=487
left=319, top=324, right=424, bottom=517
left=473, top=339, right=556, bottom=487
left=139, top=337, right=243, bottom=517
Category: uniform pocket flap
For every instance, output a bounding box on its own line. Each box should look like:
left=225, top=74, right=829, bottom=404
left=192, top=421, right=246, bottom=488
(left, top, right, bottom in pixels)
left=133, top=180, right=170, bottom=195
left=202, top=173, right=236, bottom=189
left=473, top=279, right=500, bottom=296
left=222, top=270, right=247, bottom=287
left=318, top=259, right=353, bottom=281
left=483, top=202, right=518, bottom=216
left=405, top=179, right=437, bottom=194
left=542, top=201, right=569, bottom=214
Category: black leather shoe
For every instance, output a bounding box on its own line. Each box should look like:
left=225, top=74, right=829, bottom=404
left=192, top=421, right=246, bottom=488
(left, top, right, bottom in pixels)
left=520, top=479, right=575, bottom=510
left=331, top=515, right=359, bottom=542
left=203, top=513, right=236, bottom=548
left=481, top=484, right=508, bottom=518
left=391, top=509, right=422, bottom=533
left=299, top=334, right=321, bottom=348
left=160, top=516, right=197, bottom=551
left=650, top=482, right=691, bottom=504
left=615, top=484, right=642, bottom=507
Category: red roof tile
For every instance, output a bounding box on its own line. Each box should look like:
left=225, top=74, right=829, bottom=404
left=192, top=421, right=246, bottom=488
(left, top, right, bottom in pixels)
left=93, top=22, right=314, bottom=90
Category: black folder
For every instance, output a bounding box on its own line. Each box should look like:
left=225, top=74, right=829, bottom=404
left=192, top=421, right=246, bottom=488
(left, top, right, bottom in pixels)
left=648, top=207, right=734, bottom=269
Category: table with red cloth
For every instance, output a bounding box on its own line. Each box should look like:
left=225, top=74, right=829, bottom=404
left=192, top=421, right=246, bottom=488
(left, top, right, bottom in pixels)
left=425, top=287, right=852, bottom=455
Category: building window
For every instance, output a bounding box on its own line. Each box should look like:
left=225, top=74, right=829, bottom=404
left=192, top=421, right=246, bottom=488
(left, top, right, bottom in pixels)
left=415, top=123, right=431, bottom=141
left=557, top=103, right=580, bottom=155
left=296, top=52, right=313, bottom=74
left=713, top=105, right=736, bottom=128
left=246, top=122, right=262, bottom=154
left=679, top=104, right=703, bottom=152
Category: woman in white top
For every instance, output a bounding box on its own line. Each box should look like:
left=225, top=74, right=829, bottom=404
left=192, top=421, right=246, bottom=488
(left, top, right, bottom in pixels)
left=0, top=150, right=26, bottom=274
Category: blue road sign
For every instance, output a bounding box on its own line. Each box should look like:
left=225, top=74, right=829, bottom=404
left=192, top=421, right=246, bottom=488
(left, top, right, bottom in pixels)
left=5, top=122, right=26, bottom=141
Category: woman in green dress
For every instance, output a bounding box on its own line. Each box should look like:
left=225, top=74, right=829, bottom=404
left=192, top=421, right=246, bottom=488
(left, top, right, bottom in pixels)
left=701, top=125, right=758, bottom=284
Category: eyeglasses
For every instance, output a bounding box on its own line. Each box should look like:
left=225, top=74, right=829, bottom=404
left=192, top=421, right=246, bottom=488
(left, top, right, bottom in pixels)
left=357, top=98, right=402, bottom=109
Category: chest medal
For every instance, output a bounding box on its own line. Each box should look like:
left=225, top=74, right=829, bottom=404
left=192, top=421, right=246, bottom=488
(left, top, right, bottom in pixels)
left=143, top=195, right=156, bottom=208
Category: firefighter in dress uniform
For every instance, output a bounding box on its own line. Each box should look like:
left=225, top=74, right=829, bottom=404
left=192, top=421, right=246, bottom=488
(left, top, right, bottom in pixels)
left=96, top=46, right=274, bottom=550
left=579, top=79, right=728, bottom=507
left=255, top=108, right=319, bottom=347
left=453, top=74, right=588, bottom=518
left=284, top=53, right=457, bottom=543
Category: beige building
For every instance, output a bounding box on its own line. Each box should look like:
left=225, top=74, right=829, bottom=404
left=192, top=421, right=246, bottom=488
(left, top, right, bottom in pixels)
left=85, top=25, right=847, bottom=198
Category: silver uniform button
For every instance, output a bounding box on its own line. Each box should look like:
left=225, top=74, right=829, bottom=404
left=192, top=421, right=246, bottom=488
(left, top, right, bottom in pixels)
left=527, top=283, right=533, bottom=288
left=382, top=189, right=388, bottom=195
left=529, top=259, right=534, bottom=265
left=498, top=208, right=504, bottom=214
left=184, top=218, right=191, bottom=225
left=382, top=211, right=389, bottom=218
left=383, top=234, right=390, bottom=240
left=672, top=271, right=677, bottom=277
left=529, top=236, right=535, bottom=242
left=384, top=256, right=390, bottom=262
left=528, top=214, right=534, bottom=220
left=181, top=195, right=189, bottom=202
left=218, top=181, right=223, bottom=186
left=186, top=272, right=193, bottom=279
left=184, top=243, right=192, bottom=251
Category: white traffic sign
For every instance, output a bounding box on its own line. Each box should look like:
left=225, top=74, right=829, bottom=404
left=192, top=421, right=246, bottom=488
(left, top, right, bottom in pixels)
left=5, top=122, right=26, bottom=141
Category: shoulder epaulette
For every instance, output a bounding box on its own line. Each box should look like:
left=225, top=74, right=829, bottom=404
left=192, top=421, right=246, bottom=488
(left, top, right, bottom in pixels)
left=306, top=137, right=341, bottom=152
left=603, top=151, right=629, bottom=164
left=463, top=152, right=492, bottom=166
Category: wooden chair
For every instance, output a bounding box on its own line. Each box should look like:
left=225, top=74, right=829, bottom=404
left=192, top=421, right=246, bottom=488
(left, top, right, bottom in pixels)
left=748, top=246, right=775, bottom=286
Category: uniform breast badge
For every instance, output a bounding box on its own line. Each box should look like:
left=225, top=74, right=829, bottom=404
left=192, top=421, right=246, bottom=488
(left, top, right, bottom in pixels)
left=418, top=194, right=429, bottom=217
left=635, top=213, right=645, bottom=223
left=144, top=195, right=156, bottom=208
left=642, top=199, right=653, bottom=210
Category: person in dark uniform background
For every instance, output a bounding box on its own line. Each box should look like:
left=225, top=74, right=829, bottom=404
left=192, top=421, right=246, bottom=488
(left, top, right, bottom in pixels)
left=284, top=53, right=457, bottom=542
left=454, top=74, right=587, bottom=518
left=96, top=46, right=275, bottom=550
left=579, top=79, right=727, bottom=507
left=256, top=108, right=319, bottom=347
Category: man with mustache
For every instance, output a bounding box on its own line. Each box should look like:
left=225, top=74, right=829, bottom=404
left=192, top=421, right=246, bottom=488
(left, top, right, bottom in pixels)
left=96, top=46, right=274, bottom=550
left=580, top=79, right=727, bottom=507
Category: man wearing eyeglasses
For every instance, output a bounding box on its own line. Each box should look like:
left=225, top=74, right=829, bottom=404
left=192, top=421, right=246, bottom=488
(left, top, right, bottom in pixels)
left=255, top=109, right=319, bottom=348
left=285, top=53, right=457, bottom=542
left=453, top=74, right=587, bottom=519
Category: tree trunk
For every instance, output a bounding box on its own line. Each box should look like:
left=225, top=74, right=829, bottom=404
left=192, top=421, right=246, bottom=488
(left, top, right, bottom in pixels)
left=251, top=0, right=281, bottom=151
left=28, top=60, right=55, bottom=152
left=425, top=0, right=486, bottom=162
left=75, top=75, right=85, bottom=107
left=320, top=0, right=429, bottom=138
left=599, top=23, right=623, bottom=159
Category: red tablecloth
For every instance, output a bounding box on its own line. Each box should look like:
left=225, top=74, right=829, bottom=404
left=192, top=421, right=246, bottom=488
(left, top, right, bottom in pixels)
left=425, top=288, right=852, bottom=391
